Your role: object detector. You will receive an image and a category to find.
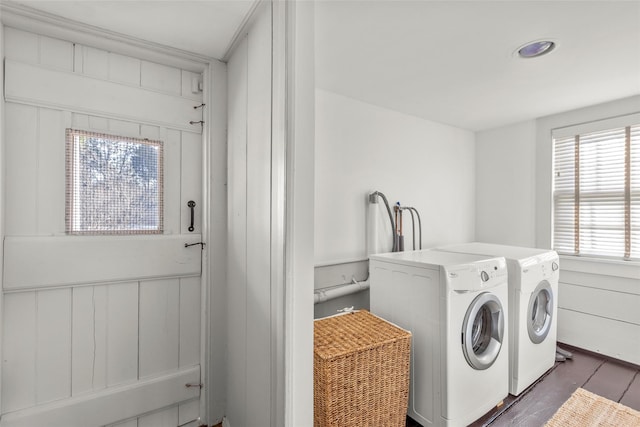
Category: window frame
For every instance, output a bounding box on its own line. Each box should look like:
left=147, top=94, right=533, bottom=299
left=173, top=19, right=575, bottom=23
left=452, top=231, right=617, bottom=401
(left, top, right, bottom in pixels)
left=65, top=128, right=165, bottom=236
left=551, top=113, right=640, bottom=261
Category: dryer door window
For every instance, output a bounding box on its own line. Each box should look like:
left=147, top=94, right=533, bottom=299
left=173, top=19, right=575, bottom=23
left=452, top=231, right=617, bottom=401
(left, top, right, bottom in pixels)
left=528, top=280, right=554, bottom=344
left=462, top=292, right=505, bottom=370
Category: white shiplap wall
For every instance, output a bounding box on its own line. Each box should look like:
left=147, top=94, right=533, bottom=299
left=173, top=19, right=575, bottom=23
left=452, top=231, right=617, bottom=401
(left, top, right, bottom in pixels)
left=1, top=26, right=205, bottom=427
left=557, top=258, right=640, bottom=365
left=226, top=2, right=276, bottom=426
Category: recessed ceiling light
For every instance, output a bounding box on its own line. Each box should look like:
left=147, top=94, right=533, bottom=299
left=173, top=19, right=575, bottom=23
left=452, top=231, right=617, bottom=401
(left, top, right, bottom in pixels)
left=517, top=40, right=556, bottom=58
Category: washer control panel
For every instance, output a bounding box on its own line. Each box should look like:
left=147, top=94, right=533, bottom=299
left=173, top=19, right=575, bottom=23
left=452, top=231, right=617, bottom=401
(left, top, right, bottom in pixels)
left=446, top=257, right=507, bottom=291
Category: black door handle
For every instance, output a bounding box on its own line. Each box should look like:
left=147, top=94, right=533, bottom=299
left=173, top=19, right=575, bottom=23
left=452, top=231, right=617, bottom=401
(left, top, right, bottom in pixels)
left=188, top=200, right=196, bottom=232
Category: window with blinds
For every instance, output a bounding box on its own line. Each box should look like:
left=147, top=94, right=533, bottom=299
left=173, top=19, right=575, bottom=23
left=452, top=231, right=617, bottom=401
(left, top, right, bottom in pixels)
left=553, top=118, right=640, bottom=261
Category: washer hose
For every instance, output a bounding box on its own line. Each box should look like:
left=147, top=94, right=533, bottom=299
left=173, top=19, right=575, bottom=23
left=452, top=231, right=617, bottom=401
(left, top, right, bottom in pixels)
left=370, top=191, right=397, bottom=252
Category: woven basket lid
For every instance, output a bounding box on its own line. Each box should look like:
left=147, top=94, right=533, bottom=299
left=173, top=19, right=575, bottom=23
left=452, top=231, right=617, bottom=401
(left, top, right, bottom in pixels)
left=314, top=310, right=411, bottom=360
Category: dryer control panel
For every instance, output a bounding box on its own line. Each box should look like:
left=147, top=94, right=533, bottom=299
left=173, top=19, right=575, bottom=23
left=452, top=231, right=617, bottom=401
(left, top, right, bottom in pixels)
left=523, top=252, right=560, bottom=282
left=446, top=257, right=507, bottom=292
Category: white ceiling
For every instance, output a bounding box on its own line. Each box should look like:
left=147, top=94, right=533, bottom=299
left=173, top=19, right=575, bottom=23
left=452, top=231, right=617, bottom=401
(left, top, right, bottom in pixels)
left=7, top=0, right=256, bottom=60
left=316, top=1, right=640, bottom=131
left=4, top=0, right=640, bottom=131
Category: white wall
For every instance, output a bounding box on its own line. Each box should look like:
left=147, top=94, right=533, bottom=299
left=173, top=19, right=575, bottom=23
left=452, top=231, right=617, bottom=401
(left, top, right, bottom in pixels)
left=226, top=2, right=273, bottom=426
left=475, top=95, right=640, bottom=365
left=315, top=89, right=476, bottom=265
left=475, top=120, right=536, bottom=247
left=226, top=3, right=315, bottom=426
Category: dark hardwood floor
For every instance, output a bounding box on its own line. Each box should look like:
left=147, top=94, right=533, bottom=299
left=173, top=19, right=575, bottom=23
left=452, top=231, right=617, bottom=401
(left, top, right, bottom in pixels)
left=407, top=344, right=640, bottom=427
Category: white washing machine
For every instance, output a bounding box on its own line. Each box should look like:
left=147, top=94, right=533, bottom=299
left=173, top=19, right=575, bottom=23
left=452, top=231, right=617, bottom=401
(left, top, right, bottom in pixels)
left=370, top=250, right=509, bottom=427
left=437, top=243, right=559, bottom=396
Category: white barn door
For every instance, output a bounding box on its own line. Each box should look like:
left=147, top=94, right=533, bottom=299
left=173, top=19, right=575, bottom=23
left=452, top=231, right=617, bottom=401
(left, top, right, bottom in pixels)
left=1, top=27, right=206, bottom=427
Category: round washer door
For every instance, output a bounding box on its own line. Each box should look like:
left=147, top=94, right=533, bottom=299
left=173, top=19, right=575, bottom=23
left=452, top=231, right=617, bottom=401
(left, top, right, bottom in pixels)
left=527, top=280, right=554, bottom=344
left=462, top=292, right=505, bottom=370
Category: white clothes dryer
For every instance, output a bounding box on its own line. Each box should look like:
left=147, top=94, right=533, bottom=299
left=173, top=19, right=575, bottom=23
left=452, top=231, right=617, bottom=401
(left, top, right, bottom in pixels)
left=370, top=250, right=509, bottom=427
left=437, top=243, right=559, bottom=396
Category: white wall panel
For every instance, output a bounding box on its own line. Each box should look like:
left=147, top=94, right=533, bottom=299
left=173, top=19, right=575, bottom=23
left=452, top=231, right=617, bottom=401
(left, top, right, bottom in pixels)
left=179, top=277, right=201, bottom=367
left=181, top=131, right=203, bottom=234
left=71, top=112, right=90, bottom=129
left=108, top=53, right=141, bottom=86
left=106, top=283, right=139, bottom=387
left=71, top=285, right=109, bottom=395
left=558, top=308, right=640, bottom=365
left=35, top=289, right=72, bottom=404
left=2, top=292, right=37, bottom=413
left=178, top=399, right=199, bottom=426
left=39, top=36, right=73, bottom=71
left=138, top=406, right=178, bottom=427
left=4, top=27, right=38, bottom=63
left=5, top=61, right=202, bottom=131
left=0, top=366, right=200, bottom=427
left=141, top=61, right=182, bottom=96
left=78, top=45, right=109, bottom=79
left=139, top=279, right=180, bottom=378
left=88, top=115, right=109, bottom=133
left=94, top=286, right=109, bottom=391
left=72, top=287, right=101, bottom=395
left=4, top=235, right=202, bottom=290
left=4, top=103, right=38, bottom=235
left=36, top=108, right=65, bottom=234
left=108, top=119, right=140, bottom=137
left=140, top=124, right=160, bottom=140
left=559, top=281, right=640, bottom=325
left=164, top=129, right=182, bottom=234
left=559, top=256, right=639, bottom=281
left=559, top=270, right=639, bottom=294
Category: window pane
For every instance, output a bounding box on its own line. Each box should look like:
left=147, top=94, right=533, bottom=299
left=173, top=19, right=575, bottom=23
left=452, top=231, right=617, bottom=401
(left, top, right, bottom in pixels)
left=632, top=125, right=640, bottom=259
left=66, top=129, right=164, bottom=235
left=578, top=128, right=626, bottom=257
left=553, top=124, right=639, bottom=261
left=553, top=136, right=576, bottom=254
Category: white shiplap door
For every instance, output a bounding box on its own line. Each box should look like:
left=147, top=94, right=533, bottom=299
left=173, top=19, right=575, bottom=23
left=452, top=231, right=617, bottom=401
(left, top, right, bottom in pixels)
left=1, top=27, right=206, bottom=427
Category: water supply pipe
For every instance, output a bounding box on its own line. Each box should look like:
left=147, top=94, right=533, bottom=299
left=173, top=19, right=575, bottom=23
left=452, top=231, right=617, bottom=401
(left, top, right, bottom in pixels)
left=314, top=279, right=370, bottom=305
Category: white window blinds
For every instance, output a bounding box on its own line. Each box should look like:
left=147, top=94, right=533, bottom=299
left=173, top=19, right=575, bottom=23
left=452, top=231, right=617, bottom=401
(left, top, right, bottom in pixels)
left=553, top=117, right=640, bottom=261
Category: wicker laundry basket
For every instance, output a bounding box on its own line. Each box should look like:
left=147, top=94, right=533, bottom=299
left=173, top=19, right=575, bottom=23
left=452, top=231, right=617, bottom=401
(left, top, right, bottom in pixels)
left=313, top=310, right=411, bottom=427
